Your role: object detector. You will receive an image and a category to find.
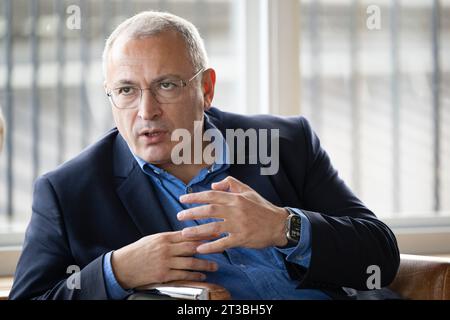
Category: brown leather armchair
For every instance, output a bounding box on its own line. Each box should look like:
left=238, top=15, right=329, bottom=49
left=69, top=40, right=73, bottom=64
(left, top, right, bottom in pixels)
left=388, top=254, right=450, bottom=300
left=130, top=254, right=450, bottom=300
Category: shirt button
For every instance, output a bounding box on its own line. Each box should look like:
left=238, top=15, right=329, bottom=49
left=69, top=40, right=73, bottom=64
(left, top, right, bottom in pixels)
left=240, top=264, right=246, bottom=268
left=187, top=187, right=193, bottom=193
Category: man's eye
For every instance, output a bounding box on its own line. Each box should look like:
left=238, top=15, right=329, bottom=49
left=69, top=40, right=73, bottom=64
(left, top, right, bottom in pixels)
left=159, top=82, right=178, bottom=90
left=116, top=87, right=137, bottom=96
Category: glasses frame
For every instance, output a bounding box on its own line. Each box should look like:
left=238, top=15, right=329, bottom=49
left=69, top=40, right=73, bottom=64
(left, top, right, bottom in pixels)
left=106, top=67, right=205, bottom=109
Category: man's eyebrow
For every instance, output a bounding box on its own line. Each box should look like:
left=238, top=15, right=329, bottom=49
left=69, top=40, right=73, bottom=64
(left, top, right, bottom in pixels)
left=153, top=74, right=183, bottom=82
left=112, top=74, right=183, bottom=87
left=113, top=79, right=138, bottom=87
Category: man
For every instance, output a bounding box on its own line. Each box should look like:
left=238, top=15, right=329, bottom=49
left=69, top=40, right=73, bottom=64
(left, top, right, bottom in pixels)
left=10, top=11, right=399, bottom=300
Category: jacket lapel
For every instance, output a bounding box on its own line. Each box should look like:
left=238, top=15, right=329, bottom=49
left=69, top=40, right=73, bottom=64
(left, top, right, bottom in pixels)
left=113, top=132, right=172, bottom=236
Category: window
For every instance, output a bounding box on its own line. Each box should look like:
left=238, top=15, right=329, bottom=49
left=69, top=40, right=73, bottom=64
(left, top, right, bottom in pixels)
left=0, top=0, right=449, bottom=238
left=299, top=0, right=450, bottom=219
left=0, top=0, right=244, bottom=231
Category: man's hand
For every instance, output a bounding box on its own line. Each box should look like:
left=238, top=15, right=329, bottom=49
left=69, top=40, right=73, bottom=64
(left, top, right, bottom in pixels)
left=178, top=176, right=290, bottom=254
left=111, top=231, right=218, bottom=290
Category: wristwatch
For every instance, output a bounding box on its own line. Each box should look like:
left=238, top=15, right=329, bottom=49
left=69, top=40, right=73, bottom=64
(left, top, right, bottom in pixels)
left=285, top=208, right=302, bottom=246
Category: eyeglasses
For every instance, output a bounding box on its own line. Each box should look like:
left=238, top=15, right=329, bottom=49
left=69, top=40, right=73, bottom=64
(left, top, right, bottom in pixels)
left=106, top=68, right=205, bottom=109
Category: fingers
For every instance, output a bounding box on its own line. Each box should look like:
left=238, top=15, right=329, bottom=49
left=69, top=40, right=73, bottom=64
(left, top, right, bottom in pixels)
left=170, top=241, right=203, bottom=256
left=179, top=190, right=234, bottom=205
left=170, top=257, right=218, bottom=273
left=156, top=232, right=221, bottom=257
left=163, top=231, right=185, bottom=243
left=129, top=232, right=220, bottom=287
left=182, top=221, right=226, bottom=239
left=179, top=177, right=253, bottom=205
left=166, top=270, right=207, bottom=282
left=159, top=230, right=216, bottom=243
left=196, top=236, right=234, bottom=254
left=210, top=179, right=230, bottom=192
left=177, top=204, right=225, bottom=221
left=212, top=176, right=251, bottom=193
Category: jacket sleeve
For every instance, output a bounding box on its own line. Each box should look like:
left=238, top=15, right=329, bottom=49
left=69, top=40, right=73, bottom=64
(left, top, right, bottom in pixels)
left=9, top=176, right=109, bottom=300
left=286, top=117, right=400, bottom=291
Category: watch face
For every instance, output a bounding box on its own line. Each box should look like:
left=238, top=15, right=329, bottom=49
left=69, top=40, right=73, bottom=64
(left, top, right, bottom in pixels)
left=288, top=215, right=301, bottom=241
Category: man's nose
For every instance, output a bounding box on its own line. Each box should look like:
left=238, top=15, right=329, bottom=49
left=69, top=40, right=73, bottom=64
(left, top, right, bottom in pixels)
left=137, top=89, right=162, bottom=120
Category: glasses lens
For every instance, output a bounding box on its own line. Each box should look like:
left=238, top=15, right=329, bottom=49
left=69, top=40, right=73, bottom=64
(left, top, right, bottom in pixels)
left=153, top=80, right=185, bottom=104
left=111, top=86, right=140, bottom=109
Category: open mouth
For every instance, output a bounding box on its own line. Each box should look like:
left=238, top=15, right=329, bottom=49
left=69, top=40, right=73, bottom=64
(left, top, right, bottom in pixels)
left=139, top=129, right=168, bottom=144
left=143, top=132, right=164, bottom=137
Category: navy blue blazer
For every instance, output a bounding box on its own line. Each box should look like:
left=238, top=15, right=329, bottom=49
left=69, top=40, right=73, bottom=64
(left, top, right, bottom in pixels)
left=9, top=107, right=400, bottom=300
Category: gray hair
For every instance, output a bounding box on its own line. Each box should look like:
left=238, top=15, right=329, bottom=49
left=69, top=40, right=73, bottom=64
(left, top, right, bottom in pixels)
left=102, top=11, right=209, bottom=78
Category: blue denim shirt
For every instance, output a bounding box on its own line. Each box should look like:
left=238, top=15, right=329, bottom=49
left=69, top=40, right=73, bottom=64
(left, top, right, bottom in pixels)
left=103, top=118, right=329, bottom=300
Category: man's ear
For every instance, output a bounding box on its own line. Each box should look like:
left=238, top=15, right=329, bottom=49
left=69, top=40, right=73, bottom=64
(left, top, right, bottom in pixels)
left=202, top=68, right=216, bottom=110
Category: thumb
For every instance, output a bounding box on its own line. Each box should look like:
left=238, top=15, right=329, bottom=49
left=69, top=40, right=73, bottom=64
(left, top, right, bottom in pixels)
left=211, top=179, right=231, bottom=192
left=212, top=176, right=249, bottom=193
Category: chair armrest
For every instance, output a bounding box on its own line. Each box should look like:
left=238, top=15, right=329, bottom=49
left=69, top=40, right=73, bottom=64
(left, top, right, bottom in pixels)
left=129, top=281, right=231, bottom=300
left=0, top=276, right=13, bottom=300
left=389, top=254, right=450, bottom=300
